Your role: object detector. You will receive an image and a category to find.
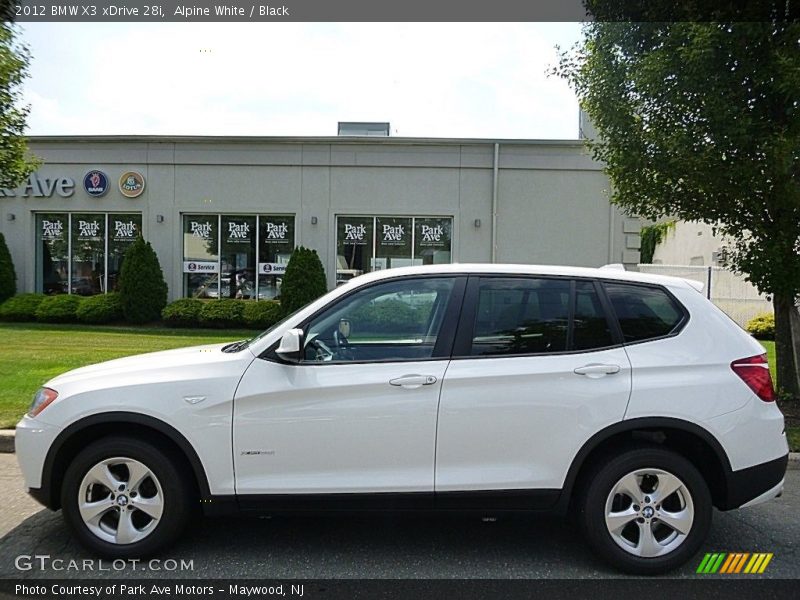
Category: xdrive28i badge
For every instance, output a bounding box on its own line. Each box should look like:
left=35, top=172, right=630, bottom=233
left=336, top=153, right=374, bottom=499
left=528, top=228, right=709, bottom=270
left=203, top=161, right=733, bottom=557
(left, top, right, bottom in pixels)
left=118, top=171, right=145, bottom=198
left=83, top=171, right=108, bottom=197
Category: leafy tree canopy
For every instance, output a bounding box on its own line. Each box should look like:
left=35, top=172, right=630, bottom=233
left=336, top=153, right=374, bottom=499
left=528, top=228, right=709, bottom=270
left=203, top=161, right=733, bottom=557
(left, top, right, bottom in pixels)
left=556, top=18, right=800, bottom=394
left=0, top=16, right=38, bottom=189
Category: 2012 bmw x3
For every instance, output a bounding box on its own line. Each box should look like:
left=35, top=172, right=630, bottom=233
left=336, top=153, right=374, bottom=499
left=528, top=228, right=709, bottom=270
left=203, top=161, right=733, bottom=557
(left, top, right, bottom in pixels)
left=16, top=264, right=788, bottom=574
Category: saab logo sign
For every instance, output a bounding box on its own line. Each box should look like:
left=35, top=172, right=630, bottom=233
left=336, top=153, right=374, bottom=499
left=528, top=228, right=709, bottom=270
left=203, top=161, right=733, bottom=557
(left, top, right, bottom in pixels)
left=0, top=174, right=75, bottom=198
left=83, top=171, right=109, bottom=197
left=183, top=261, right=218, bottom=274
left=259, top=263, right=287, bottom=275
left=119, top=171, right=145, bottom=198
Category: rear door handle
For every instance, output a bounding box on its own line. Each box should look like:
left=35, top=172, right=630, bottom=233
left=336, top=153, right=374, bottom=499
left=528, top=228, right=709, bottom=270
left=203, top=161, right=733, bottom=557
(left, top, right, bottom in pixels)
left=389, top=375, right=437, bottom=389
left=573, top=364, right=621, bottom=378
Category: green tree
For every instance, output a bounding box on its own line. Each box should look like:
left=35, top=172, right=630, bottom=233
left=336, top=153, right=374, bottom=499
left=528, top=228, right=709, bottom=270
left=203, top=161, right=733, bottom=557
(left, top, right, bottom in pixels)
left=280, top=246, right=328, bottom=315
left=0, top=16, right=39, bottom=189
left=556, top=18, right=800, bottom=397
left=119, top=236, right=168, bottom=324
left=0, top=232, right=15, bottom=302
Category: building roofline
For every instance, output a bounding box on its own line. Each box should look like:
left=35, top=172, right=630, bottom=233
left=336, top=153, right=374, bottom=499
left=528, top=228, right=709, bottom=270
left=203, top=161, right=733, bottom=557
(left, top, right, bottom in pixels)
left=25, top=134, right=587, bottom=147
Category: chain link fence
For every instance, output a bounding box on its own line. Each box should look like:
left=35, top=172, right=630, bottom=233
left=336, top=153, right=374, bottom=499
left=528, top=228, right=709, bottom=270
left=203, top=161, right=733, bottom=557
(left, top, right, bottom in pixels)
left=637, top=264, right=772, bottom=327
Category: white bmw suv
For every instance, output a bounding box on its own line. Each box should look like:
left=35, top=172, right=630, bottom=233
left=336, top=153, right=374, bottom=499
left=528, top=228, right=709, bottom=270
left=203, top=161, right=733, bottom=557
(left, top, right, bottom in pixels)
left=16, top=264, right=788, bottom=574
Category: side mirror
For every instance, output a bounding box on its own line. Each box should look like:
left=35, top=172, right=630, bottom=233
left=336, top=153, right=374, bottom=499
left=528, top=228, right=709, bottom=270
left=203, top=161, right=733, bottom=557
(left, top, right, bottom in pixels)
left=276, top=328, right=303, bottom=362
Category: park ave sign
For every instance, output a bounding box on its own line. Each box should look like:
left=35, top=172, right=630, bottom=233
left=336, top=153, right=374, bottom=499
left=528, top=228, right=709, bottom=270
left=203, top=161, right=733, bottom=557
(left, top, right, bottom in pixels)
left=0, top=174, right=75, bottom=198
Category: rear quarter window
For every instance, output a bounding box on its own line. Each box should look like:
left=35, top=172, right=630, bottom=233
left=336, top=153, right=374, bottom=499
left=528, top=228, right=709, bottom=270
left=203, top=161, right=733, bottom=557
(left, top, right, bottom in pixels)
left=603, top=282, right=686, bottom=343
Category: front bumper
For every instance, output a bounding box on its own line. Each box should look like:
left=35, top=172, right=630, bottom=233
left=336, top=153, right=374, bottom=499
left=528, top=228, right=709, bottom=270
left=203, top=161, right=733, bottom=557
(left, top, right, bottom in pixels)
left=15, top=415, right=62, bottom=505
left=722, top=454, right=788, bottom=510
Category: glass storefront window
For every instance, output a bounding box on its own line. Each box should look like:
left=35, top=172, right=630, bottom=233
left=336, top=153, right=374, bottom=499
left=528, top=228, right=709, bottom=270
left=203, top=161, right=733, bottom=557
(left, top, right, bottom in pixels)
left=374, top=217, right=413, bottom=271
left=36, top=213, right=69, bottom=295
left=183, top=214, right=296, bottom=299
left=36, top=212, right=143, bottom=296
left=70, top=213, right=106, bottom=296
left=414, top=217, right=452, bottom=266
left=258, top=216, right=294, bottom=300
left=107, top=214, right=142, bottom=292
left=336, top=216, right=374, bottom=285
left=336, top=216, right=453, bottom=283
left=221, top=215, right=256, bottom=299
left=183, top=215, right=220, bottom=298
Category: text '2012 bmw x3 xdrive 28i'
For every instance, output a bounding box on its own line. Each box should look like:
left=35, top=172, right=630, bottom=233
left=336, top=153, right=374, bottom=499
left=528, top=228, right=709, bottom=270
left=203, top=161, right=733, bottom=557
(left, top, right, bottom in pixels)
left=16, top=264, right=788, bottom=574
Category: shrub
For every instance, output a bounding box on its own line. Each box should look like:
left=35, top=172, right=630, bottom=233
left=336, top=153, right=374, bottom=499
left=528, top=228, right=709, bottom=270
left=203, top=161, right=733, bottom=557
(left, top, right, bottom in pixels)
left=746, top=312, right=775, bottom=340
left=0, top=232, right=17, bottom=304
left=0, top=293, right=45, bottom=322
left=76, top=293, right=123, bottom=324
left=199, top=299, right=245, bottom=328
left=162, top=298, right=204, bottom=327
left=243, top=300, right=283, bottom=329
left=351, top=298, right=431, bottom=334
left=35, top=294, right=82, bottom=323
left=280, top=246, right=327, bottom=315
left=119, top=236, right=168, bottom=324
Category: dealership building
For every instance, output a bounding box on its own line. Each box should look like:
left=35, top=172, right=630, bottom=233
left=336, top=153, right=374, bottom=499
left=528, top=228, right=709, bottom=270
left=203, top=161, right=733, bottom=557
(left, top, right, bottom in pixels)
left=0, top=121, right=642, bottom=301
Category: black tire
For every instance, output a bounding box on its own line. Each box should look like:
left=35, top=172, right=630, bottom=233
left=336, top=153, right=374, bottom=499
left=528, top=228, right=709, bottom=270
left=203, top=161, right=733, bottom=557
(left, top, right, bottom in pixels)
left=579, top=446, right=712, bottom=575
left=61, top=436, right=195, bottom=558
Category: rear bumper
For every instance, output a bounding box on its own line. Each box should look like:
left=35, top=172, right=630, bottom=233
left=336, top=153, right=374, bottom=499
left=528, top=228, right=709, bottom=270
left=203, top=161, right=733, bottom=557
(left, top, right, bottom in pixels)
left=721, top=454, right=788, bottom=510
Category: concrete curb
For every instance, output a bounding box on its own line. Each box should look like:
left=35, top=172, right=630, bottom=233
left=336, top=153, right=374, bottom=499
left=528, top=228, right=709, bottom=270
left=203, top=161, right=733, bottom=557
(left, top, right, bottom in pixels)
left=0, top=430, right=13, bottom=454
left=0, top=428, right=797, bottom=468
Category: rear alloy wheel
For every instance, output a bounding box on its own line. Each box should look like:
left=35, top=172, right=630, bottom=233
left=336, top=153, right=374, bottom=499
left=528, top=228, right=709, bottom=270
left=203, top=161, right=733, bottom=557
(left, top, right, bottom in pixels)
left=581, top=447, right=711, bottom=574
left=61, top=437, right=194, bottom=557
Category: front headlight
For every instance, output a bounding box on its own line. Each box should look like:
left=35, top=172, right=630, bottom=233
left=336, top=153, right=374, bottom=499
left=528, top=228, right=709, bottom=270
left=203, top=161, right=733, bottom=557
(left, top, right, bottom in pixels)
left=28, top=387, right=58, bottom=417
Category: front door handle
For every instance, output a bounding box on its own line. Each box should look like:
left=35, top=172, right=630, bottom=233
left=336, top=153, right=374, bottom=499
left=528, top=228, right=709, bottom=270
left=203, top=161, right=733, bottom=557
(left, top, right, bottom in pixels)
left=573, top=364, right=621, bottom=378
left=389, top=374, right=437, bottom=389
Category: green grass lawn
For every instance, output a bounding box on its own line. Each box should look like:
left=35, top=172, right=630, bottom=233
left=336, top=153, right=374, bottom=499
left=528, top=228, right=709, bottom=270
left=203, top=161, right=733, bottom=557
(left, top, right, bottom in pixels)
left=0, top=323, right=259, bottom=428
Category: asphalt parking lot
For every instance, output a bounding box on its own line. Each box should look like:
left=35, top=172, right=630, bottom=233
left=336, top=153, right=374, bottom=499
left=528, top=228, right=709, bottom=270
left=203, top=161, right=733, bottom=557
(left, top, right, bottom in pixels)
left=0, top=454, right=797, bottom=580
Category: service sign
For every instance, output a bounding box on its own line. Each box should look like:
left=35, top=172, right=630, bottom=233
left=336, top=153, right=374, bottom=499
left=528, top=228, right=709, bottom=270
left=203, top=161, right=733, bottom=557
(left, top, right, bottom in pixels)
left=259, top=263, right=287, bottom=275
left=183, top=261, right=218, bottom=274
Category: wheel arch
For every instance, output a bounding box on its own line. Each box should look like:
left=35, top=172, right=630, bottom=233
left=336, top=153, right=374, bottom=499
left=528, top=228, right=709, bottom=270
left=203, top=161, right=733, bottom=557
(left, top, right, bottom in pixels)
left=38, top=412, right=211, bottom=510
left=559, top=417, right=734, bottom=512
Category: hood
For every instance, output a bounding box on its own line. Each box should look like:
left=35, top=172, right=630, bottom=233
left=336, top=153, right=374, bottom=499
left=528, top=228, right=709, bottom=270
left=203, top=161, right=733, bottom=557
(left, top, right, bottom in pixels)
left=46, top=342, right=251, bottom=389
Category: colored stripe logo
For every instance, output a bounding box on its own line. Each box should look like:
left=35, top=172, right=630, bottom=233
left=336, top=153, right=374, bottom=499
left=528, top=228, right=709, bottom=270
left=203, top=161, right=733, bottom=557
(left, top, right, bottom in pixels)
left=696, top=553, right=773, bottom=574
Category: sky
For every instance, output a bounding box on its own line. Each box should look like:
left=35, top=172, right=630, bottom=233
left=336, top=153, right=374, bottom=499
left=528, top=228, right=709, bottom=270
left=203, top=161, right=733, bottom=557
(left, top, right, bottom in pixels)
left=18, top=22, right=584, bottom=139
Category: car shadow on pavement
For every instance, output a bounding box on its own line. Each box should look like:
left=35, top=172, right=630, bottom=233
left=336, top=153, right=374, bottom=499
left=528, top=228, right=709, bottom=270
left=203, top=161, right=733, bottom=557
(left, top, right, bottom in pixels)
left=1, top=480, right=797, bottom=580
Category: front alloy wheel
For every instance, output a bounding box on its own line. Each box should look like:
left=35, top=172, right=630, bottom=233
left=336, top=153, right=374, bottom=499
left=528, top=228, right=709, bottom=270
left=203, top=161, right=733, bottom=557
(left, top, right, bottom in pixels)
left=62, top=436, right=194, bottom=558
left=78, top=457, right=164, bottom=545
left=581, top=446, right=711, bottom=575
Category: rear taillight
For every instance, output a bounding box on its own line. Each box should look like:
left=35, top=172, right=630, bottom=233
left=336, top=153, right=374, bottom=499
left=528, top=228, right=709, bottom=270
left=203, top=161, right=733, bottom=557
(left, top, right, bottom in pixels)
left=731, top=354, right=776, bottom=402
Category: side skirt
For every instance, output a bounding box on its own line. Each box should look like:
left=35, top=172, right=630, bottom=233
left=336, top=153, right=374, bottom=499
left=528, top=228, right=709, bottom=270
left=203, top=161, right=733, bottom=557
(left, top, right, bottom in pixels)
left=201, top=489, right=562, bottom=517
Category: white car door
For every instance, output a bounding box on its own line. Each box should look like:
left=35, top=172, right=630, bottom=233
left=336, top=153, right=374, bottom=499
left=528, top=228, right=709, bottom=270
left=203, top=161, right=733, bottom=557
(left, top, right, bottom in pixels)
left=435, top=277, right=632, bottom=502
left=234, top=276, right=465, bottom=497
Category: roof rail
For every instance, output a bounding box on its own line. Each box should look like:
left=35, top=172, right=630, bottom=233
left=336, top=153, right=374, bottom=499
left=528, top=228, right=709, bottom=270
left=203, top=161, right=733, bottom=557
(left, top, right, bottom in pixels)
left=599, top=263, right=626, bottom=271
